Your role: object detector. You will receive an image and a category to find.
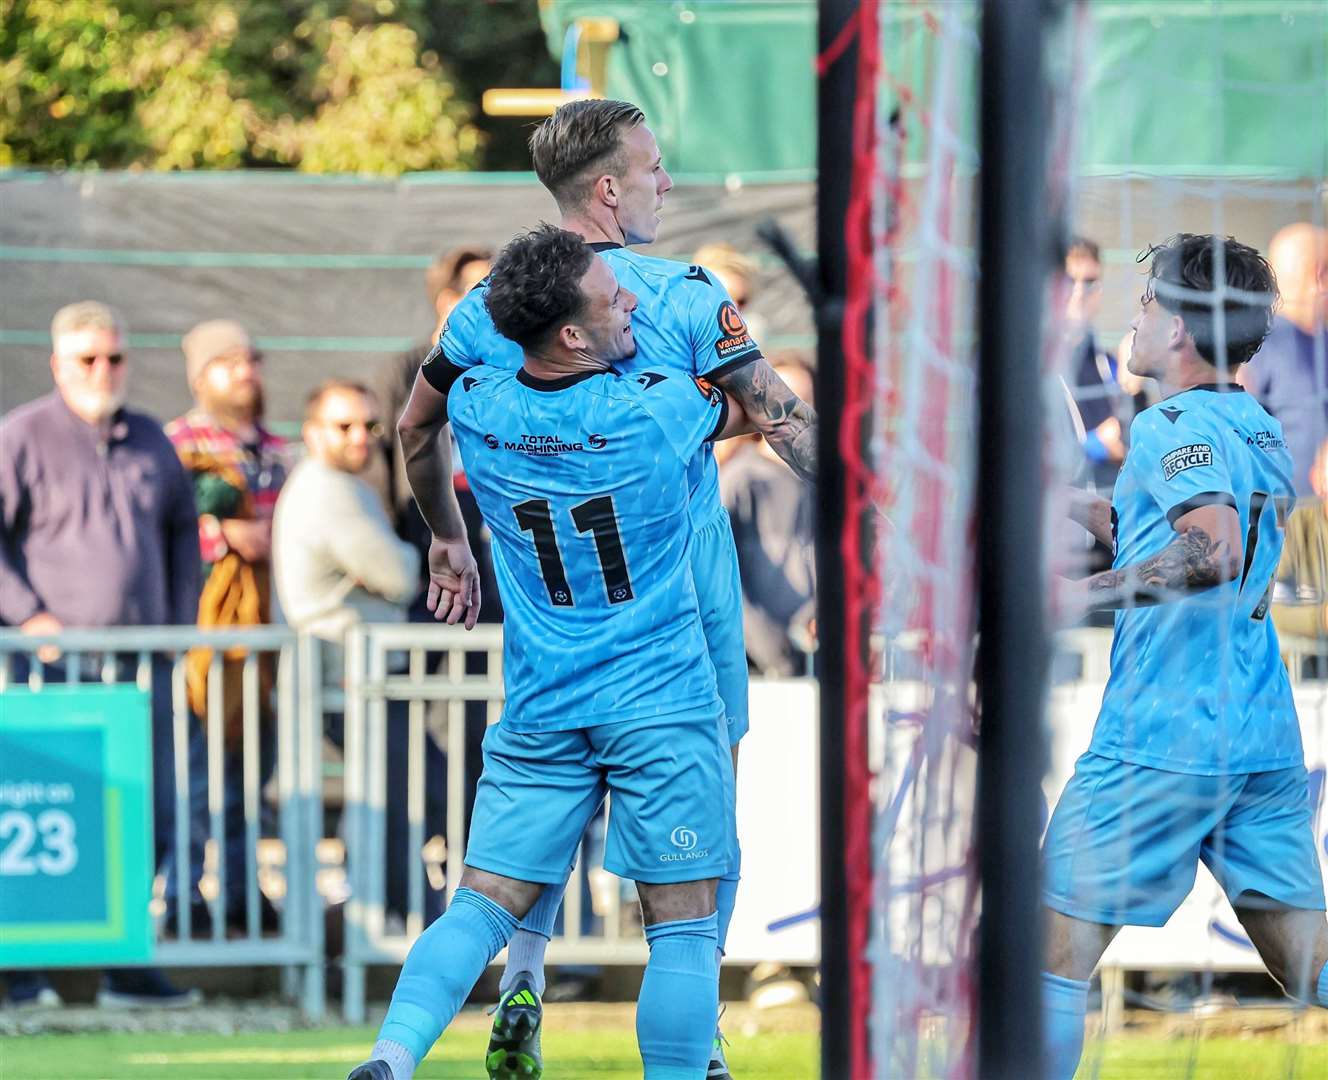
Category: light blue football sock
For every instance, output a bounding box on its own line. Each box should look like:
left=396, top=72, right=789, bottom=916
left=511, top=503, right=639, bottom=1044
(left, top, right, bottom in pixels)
left=715, top=848, right=741, bottom=964
left=376, top=887, right=517, bottom=1066
left=1042, top=971, right=1089, bottom=1080
left=500, top=870, right=570, bottom=996
left=1317, top=957, right=1328, bottom=1007
left=638, top=913, right=719, bottom=1080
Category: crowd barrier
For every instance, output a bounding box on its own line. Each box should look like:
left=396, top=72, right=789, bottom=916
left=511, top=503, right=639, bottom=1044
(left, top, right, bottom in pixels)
left=0, top=627, right=326, bottom=1019
left=2, top=624, right=1323, bottom=1024
left=338, top=623, right=660, bottom=1022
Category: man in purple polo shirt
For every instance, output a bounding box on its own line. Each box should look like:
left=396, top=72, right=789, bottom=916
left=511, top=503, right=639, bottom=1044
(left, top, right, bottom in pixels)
left=0, top=301, right=202, bottom=1008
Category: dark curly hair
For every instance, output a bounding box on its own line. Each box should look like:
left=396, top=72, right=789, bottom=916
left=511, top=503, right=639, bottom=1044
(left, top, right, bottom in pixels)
left=1140, top=233, right=1279, bottom=368
left=529, top=99, right=646, bottom=209
left=484, top=224, right=596, bottom=351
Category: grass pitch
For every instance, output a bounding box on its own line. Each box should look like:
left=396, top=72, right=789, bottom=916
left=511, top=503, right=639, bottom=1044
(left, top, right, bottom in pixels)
left=3, top=1027, right=813, bottom=1078
left=4, top=1002, right=1326, bottom=1078
left=1, top=1003, right=818, bottom=1079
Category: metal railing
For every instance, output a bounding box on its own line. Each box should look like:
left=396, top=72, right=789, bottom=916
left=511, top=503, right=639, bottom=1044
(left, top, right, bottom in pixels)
left=339, top=622, right=648, bottom=1023
left=1053, top=625, right=1328, bottom=687
left=0, top=627, right=325, bottom=1019
left=5, top=621, right=1323, bottom=1024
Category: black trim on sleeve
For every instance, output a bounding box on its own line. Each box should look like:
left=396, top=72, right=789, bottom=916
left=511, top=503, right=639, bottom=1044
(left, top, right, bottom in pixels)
left=705, top=393, right=731, bottom=443
left=420, top=345, right=469, bottom=395
left=1166, top=490, right=1237, bottom=526
left=703, top=349, right=764, bottom=383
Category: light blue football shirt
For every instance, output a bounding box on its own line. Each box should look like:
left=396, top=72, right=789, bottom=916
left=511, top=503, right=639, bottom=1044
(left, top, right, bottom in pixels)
left=446, top=364, right=729, bottom=733
left=423, top=243, right=762, bottom=532
left=1090, top=384, right=1302, bottom=775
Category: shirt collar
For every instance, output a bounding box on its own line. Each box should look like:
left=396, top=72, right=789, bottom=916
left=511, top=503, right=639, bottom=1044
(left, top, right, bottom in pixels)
left=1165, top=382, right=1245, bottom=400
left=516, top=367, right=615, bottom=391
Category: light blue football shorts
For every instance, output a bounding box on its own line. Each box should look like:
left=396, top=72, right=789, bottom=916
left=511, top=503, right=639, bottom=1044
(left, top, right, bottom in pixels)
left=1042, top=751, right=1325, bottom=927
left=690, top=507, right=749, bottom=745
left=464, top=705, right=737, bottom=886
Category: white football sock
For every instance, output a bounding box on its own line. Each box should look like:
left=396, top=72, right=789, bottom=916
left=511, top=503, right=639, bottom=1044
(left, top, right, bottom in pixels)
left=501, top=929, right=549, bottom=996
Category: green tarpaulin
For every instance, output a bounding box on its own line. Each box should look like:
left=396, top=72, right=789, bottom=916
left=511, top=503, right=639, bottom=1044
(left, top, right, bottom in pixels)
left=541, top=0, right=1327, bottom=177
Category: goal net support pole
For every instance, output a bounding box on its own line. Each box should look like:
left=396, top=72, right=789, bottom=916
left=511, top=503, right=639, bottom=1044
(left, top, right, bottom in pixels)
left=975, top=1, right=1057, bottom=1077
left=816, top=0, right=863, bottom=1076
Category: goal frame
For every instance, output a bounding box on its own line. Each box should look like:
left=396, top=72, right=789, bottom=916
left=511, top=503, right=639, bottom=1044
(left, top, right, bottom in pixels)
left=816, top=1, right=1059, bottom=1076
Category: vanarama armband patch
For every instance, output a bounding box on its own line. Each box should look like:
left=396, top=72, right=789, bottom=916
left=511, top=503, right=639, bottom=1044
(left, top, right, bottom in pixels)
left=713, top=301, right=754, bottom=361
left=1161, top=443, right=1213, bottom=481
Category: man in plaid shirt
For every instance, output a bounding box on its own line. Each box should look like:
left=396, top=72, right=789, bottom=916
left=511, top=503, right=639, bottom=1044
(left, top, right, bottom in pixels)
left=166, top=318, right=289, bottom=935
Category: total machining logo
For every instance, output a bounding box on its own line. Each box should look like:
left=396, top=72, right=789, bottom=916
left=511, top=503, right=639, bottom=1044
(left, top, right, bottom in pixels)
left=483, top=433, right=608, bottom=455
left=1246, top=430, right=1286, bottom=451
left=660, top=825, right=709, bottom=864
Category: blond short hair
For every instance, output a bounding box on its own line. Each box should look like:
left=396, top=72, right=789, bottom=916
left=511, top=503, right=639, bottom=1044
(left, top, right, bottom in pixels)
left=50, top=301, right=126, bottom=347
left=529, top=99, right=646, bottom=210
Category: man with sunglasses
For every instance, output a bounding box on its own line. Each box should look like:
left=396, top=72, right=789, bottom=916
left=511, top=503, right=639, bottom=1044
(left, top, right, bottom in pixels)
left=0, top=301, right=202, bottom=1007
left=273, top=379, right=448, bottom=922
left=275, top=378, right=422, bottom=658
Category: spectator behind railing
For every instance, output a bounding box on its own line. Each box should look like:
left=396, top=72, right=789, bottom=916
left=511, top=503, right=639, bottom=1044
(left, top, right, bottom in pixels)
left=364, top=245, right=497, bottom=868
left=720, top=353, right=817, bottom=676
left=1064, top=236, right=1149, bottom=495
left=273, top=380, right=448, bottom=924
left=1239, top=223, right=1328, bottom=498
left=0, top=301, right=202, bottom=1008
left=1273, top=437, right=1328, bottom=644
left=167, top=319, right=289, bottom=936
left=364, top=245, right=499, bottom=625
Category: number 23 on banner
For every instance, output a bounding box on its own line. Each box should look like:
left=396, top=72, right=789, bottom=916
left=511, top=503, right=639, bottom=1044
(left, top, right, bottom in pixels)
left=0, top=809, right=78, bottom=876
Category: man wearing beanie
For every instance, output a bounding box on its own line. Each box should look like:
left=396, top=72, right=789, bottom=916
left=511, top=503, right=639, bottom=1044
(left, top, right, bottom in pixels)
left=166, top=318, right=289, bottom=936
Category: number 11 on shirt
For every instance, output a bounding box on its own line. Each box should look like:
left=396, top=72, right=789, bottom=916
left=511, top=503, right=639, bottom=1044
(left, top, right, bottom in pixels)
left=513, top=495, right=635, bottom=607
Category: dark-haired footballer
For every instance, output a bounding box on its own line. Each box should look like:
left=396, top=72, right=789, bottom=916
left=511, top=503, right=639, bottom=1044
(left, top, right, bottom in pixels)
left=348, top=225, right=750, bottom=1080
left=392, top=98, right=817, bottom=1080
left=1047, top=234, right=1328, bottom=1078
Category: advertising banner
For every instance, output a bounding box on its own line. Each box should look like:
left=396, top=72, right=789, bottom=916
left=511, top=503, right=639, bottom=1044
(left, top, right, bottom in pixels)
left=0, top=685, right=154, bottom=967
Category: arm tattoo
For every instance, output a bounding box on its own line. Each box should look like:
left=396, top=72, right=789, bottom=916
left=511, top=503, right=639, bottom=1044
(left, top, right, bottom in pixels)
left=1067, top=489, right=1114, bottom=549
left=714, top=359, right=817, bottom=483
left=1083, top=525, right=1233, bottom=609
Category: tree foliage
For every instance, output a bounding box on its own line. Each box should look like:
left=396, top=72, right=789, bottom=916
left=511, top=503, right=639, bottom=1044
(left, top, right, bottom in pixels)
left=0, top=0, right=482, bottom=173
left=424, top=0, right=560, bottom=171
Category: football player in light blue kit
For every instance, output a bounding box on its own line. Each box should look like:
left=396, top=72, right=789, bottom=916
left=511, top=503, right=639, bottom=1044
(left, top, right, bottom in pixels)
left=1045, top=235, right=1328, bottom=1079
left=348, top=226, right=751, bottom=1080
left=396, top=100, right=817, bottom=1080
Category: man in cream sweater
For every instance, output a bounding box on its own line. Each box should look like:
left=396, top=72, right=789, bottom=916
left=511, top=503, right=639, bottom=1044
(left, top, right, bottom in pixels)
left=275, top=379, right=419, bottom=650
left=275, top=378, right=447, bottom=922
